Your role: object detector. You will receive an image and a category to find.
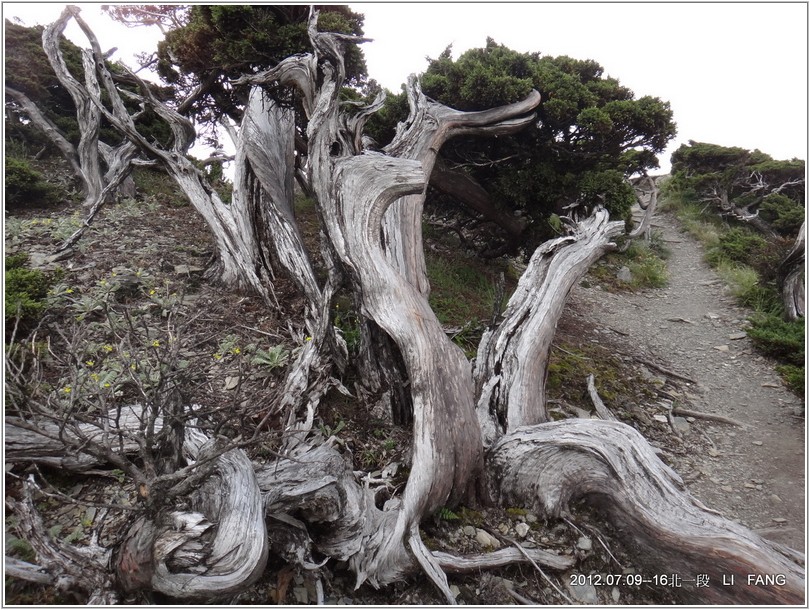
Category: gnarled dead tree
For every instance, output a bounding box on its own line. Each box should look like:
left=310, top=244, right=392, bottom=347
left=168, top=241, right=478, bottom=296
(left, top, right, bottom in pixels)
left=5, top=7, right=804, bottom=606
left=779, top=219, right=805, bottom=321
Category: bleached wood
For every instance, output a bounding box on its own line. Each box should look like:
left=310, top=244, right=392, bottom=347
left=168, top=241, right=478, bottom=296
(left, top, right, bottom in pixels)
left=474, top=208, right=624, bottom=444
left=490, top=419, right=805, bottom=604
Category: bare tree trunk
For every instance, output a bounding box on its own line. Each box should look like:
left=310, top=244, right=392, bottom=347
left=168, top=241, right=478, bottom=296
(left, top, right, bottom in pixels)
left=623, top=174, right=659, bottom=247
left=474, top=209, right=624, bottom=443
left=430, top=159, right=528, bottom=240
left=780, top=220, right=805, bottom=321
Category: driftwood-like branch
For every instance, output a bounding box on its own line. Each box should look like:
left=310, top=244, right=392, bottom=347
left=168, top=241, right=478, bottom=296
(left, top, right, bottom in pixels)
left=491, top=420, right=805, bottom=604
left=474, top=209, right=624, bottom=445
left=622, top=174, right=659, bottom=248
left=586, top=374, right=617, bottom=421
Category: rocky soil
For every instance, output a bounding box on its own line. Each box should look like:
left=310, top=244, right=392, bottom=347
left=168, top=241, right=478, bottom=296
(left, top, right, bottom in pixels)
left=570, top=210, right=805, bottom=552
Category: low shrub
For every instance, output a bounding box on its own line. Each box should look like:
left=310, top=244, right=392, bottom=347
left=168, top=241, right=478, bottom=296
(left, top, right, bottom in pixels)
left=5, top=253, right=62, bottom=337
left=747, top=314, right=804, bottom=367
left=706, top=227, right=768, bottom=268
left=5, top=156, right=63, bottom=208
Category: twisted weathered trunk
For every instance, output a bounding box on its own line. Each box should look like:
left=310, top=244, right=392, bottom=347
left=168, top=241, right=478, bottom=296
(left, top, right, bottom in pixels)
left=6, top=7, right=805, bottom=607
left=779, top=220, right=805, bottom=321
left=490, top=420, right=805, bottom=604
left=474, top=209, right=624, bottom=443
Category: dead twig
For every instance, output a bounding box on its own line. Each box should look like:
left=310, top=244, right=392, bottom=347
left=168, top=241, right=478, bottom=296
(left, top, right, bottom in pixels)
left=671, top=406, right=744, bottom=427
left=634, top=356, right=697, bottom=384
left=586, top=374, right=617, bottom=421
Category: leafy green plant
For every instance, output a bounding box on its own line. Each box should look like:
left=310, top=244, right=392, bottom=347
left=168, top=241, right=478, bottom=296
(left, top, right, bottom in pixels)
left=250, top=345, right=290, bottom=370
left=319, top=419, right=345, bottom=438
left=436, top=506, right=460, bottom=521
left=706, top=227, right=768, bottom=268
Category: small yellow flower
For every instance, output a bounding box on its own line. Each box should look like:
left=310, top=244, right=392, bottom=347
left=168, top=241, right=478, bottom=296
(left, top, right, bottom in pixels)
left=231, top=347, right=241, bottom=355
left=102, top=344, right=114, bottom=353
left=65, top=288, right=74, bottom=294
left=130, top=363, right=137, bottom=370
left=151, top=339, right=160, bottom=347
left=213, top=352, right=223, bottom=361
left=100, top=280, right=108, bottom=287
left=90, top=373, right=99, bottom=382
left=61, top=386, right=71, bottom=394
left=149, top=289, right=157, bottom=296
left=103, top=382, right=111, bottom=389
left=85, top=360, right=95, bottom=367
left=305, top=336, right=313, bottom=342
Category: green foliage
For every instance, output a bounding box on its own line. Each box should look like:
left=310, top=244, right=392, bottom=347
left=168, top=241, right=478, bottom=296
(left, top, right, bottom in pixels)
left=669, top=141, right=804, bottom=239
left=775, top=364, right=804, bottom=395
left=436, top=506, right=461, bottom=521
left=747, top=314, right=805, bottom=367
left=426, top=253, right=496, bottom=325
left=706, top=227, right=768, bottom=268
left=369, top=39, right=677, bottom=253
left=759, top=194, right=805, bottom=236
left=4, top=156, right=63, bottom=208
left=250, top=346, right=290, bottom=370
left=155, top=5, right=367, bottom=124
left=5, top=253, right=62, bottom=334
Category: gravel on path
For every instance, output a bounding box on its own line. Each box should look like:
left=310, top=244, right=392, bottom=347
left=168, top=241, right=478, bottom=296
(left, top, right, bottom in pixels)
left=571, top=211, right=805, bottom=551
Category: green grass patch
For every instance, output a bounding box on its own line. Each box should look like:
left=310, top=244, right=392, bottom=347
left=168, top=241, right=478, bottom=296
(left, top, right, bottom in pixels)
left=426, top=252, right=498, bottom=326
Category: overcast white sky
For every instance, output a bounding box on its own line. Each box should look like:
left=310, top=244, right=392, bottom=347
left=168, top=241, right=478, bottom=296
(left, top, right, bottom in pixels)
left=4, top=2, right=808, bottom=173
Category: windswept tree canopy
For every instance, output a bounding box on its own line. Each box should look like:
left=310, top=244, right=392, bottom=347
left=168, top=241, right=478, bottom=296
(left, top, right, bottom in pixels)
left=670, top=140, right=805, bottom=237
left=129, top=5, right=368, bottom=125
left=368, top=39, right=677, bottom=251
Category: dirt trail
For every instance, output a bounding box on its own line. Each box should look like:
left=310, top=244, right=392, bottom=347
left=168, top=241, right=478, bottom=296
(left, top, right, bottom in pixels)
left=570, top=211, right=805, bottom=552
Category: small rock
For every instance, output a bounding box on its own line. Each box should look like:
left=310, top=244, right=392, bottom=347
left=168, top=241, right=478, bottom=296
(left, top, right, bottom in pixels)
left=617, top=266, right=632, bottom=282
left=721, top=485, right=734, bottom=493
left=729, top=332, right=748, bottom=340
left=576, top=536, right=592, bottom=551
left=224, top=376, right=240, bottom=391
left=762, top=381, right=781, bottom=388
left=673, top=416, right=690, bottom=434
left=769, top=494, right=783, bottom=504
left=752, top=441, right=763, bottom=446
left=475, top=528, right=500, bottom=549
left=567, top=582, right=598, bottom=605
left=744, top=483, right=756, bottom=489
left=705, top=312, right=721, bottom=320
left=293, top=586, right=308, bottom=604
left=707, top=448, right=721, bottom=457
left=450, top=585, right=461, bottom=599
left=525, top=513, right=538, bottom=524
left=515, top=523, right=530, bottom=538
left=463, top=525, right=476, bottom=537
left=713, top=345, right=730, bottom=352
left=611, top=586, right=621, bottom=603
left=772, top=517, right=787, bottom=524
left=498, top=523, right=509, bottom=535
